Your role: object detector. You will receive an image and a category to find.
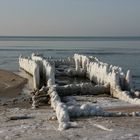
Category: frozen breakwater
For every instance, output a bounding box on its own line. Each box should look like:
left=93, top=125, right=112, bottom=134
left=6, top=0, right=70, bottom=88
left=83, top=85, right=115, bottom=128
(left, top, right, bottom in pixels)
left=19, top=53, right=140, bottom=130
left=19, top=55, right=40, bottom=89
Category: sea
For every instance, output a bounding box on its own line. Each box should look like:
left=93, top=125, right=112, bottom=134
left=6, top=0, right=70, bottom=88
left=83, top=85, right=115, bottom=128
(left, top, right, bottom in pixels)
left=0, top=36, right=140, bottom=90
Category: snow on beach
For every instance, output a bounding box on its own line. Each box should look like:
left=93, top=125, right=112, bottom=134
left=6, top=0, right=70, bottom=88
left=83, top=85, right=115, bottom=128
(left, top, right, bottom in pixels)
left=18, top=53, right=140, bottom=130
left=0, top=53, right=140, bottom=139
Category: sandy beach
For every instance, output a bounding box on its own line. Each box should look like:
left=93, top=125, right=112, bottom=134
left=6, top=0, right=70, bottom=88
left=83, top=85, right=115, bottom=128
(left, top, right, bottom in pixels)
left=0, top=69, right=27, bottom=98
left=0, top=69, right=140, bottom=140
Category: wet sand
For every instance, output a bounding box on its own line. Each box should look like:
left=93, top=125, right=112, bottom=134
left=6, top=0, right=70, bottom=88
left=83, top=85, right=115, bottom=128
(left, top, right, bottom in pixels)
left=0, top=69, right=27, bottom=98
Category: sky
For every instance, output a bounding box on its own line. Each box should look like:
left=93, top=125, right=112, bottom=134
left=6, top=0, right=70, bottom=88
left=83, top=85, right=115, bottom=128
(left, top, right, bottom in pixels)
left=0, top=0, right=140, bottom=36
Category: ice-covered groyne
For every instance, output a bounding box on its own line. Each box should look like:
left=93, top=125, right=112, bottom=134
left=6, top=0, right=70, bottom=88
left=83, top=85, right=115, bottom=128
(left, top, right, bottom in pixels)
left=19, top=53, right=140, bottom=130
left=73, top=54, right=130, bottom=88
left=19, top=53, right=55, bottom=89
left=73, top=54, right=140, bottom=104
left=19, top=54, right=73, bottom=130
left=19, top=55, right=40, bottom=89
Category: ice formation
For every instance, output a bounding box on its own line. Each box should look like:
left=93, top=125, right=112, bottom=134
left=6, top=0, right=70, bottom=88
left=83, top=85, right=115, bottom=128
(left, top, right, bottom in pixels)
left=48, top=87, right=71, bottom=131
left=19, top=55, right=40, bottom=89
left=56, top=83, right=110, bottom=96
left=73, top=54, right=140, bottom=104
left=19, top=54, right=72, bottom=130
left=19, top=53, right=140, bottom=130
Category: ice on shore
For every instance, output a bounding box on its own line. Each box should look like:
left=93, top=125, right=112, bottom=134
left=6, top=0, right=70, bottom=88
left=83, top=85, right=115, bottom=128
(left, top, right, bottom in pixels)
left=19, top=56, right=40, bottom=89
left=19, top=53, right=140, bottom=130
left=73, top=54, right=140, bottom=104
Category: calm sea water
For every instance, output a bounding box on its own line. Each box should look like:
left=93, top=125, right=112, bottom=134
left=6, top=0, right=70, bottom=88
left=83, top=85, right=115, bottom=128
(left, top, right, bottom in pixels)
left=0, top=36, right=140, bottom=90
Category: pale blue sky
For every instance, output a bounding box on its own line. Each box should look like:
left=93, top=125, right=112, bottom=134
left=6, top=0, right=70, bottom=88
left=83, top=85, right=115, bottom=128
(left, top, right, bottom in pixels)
left=0, top=0, right=140, bottom=36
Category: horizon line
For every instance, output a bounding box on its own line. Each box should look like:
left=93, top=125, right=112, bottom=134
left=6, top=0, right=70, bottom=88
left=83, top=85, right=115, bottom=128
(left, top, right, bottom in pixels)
left=0, top=35, right=140, bottom=37
left=0, top=36, right=140, bottom=41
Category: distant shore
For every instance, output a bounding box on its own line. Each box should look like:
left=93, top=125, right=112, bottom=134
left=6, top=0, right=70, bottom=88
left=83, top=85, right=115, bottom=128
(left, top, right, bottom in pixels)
left=0, top=36, right=140, bottom=41
left=0, top=69, right=27, bottom=98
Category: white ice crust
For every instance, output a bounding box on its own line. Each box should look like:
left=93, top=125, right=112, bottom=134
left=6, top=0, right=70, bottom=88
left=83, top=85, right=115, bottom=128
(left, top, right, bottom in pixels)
left=74, top=54, right=140, bottom=104
left=19, top=55, right=40, bottom=89
left=19, top=53, right=140, bottom=131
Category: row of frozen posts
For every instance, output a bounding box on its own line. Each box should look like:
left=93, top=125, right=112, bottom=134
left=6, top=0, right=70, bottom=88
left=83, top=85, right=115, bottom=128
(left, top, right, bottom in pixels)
left=19, top=53, right=140, bottom=130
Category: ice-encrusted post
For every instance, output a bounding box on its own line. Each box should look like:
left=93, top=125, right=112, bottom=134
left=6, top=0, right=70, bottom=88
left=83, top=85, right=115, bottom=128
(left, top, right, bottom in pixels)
left=19, top=56, right=40, bottom=89
left=31, top=53, right=55, bottom=87
left=125, top=70, right=132, bottom=90
left=33, top=63, right=40, bottom=89
left=43, top=60, right=55, bottom=86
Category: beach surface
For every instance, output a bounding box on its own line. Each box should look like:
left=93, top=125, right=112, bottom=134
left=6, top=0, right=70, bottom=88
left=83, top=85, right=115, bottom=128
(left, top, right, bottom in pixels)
left=0, top=69, right=27, bottom=98
left=0, top=69, right=140, bottom=140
